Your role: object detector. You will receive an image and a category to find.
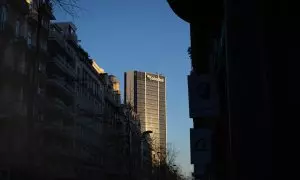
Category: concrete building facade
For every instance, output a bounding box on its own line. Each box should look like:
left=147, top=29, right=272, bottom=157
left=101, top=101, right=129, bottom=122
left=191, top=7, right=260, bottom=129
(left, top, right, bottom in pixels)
left=0, top=0, right=54, bottom=178
left=0, top=1, right=151, bottom=179
left=124, top=71, right=166, bottom=154
left=45, top=21, right=126, bottom=179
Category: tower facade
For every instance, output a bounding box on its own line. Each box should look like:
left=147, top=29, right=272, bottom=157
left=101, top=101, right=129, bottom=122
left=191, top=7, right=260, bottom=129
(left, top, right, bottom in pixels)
left=124, top=71, right=166, bottom=153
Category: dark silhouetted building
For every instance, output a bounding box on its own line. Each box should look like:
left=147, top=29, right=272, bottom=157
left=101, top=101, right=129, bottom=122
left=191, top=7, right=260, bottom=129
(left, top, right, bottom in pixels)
left=167, top=0, right=272, bottom=180
left=0, top=0, right=54, bottom=178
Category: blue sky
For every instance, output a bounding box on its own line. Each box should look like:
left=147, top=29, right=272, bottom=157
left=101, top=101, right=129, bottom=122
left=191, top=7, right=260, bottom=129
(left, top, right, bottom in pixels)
left=55, top=0, right=193, bottom=174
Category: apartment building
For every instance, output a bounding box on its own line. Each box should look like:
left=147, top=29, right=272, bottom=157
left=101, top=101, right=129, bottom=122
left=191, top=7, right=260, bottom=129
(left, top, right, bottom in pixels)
left=0, top=2, right=146, bottom=179
left=35, top=21, right=78, bottom=179
left=119, top=103, right=143, bottom=180
left=75, top=44, right=106, bottom=180
left=42, top=21, right=127, bottom=179
left=0, top=0, right=54, bottom=179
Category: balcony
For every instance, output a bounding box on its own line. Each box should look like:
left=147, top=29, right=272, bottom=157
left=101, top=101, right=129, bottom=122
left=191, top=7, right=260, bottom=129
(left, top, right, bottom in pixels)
left=12, top=36, right=28, bottom=50
left=65, top=33, right=78, bottom=46
left=43, top=144, right=75, bottom=160
left=45, top=97, right=74, bottom=118
left=50, top=55, right=75, bottom=77
left=0, top=64, right=28, bottom=85
left=0, top=100, right=27, bottom=120
left=49, top=30, right=66, bottom=48
left=38, top=2, right=55, bottom=20
left=53, top=98, right=68, bottom=110
left=104, top=89, right=120, bottom=107
left=43, top=123, right=74, bottom=137
left=28, top=9, right=50, bottom=30
left=47, top=75, right=75, bottom=96
left=49, top=31, right=76, bottom=60
left=73, top=125, right=103, bottom=150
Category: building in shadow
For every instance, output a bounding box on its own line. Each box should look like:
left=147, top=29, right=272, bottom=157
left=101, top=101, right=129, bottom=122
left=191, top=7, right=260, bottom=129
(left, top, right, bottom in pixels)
left=167, top=0, right=272, bottom=180
left=0, top=1, right=155, bottom=179
left=0, top=0, right=54, bottom=179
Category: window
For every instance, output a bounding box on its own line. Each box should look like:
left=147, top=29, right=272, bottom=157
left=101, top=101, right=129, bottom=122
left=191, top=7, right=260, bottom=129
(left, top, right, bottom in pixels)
left=40, top=39, right=47, bottom=50
left=19, top=59, right=26, bottom=74
left=41, top=18, right=49, bottom=29
left=41, top=18, right=45, bottom=27
left=15, top=20, right=20, bottom=37
left=38, top=113, right=44, bottom=122
left=27, top=30, right=32, bottom=46
left=0, top=5, right=7, bottom=30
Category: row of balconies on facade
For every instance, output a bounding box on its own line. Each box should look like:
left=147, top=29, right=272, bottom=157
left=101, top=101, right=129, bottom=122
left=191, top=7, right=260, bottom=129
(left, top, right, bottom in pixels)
left=0, top=99, right=27, bottom=120
left=1, top=2, right=124, bottom=179
left=39, top=112, right=129, bottom=169
left=45, top=97, right=74, bottom=117
left=104, top=87, right=121, bottom=107
left=27, top=18, right=139, bottom=178
left=50, top=54, right=76, bottom=77
left=27, top=9, right=50, bottom=31
left=47, top=75, right=75, bottom=95
left=48, top=28, right=77, bottom=61
left=39, top=120, right=101, bottom=158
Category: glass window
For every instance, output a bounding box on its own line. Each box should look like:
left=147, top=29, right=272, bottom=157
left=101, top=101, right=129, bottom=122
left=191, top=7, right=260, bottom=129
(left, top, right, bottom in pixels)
left=15, top=20, right=20, bottom=37
left=0, top=5, right=7, bottom=30
left=27, top=30, right=32, bottom=46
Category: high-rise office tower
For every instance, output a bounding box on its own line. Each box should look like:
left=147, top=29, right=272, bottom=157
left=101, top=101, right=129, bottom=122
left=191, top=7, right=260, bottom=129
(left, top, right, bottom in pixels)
left=124, top=71, right=166, bottom=153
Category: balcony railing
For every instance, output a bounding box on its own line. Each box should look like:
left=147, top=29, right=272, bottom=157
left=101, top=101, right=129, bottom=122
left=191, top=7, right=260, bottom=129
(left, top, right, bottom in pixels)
left=45, top=97, right=75, bottom=118
left=104, top=89, right=120, bottom=107
left=49, top=30, right=66, bottom=48
left=47, top=75, right=75, bottom=95
left=39, top=2, right=55, bottom=19
left=74, top=127, right=103, bottom=149
left=66, top=33, right=78, bottom=45
left=28, top=9, right=50, bottom=30
left=0, top=100, right=27, bottom=119
left=49, top=30, right=76, bottom=60
left=39, top=121, right=74, bottom=143
left=50, top=55, right=75, bottom=77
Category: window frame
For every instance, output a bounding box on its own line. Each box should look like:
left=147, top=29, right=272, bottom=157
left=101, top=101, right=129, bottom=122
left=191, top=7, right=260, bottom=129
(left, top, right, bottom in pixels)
left=0, top=5, right=8, bottom=30
left=15, top=19, right=20, bottom=37
left=27, top=30, right=32, bottom=46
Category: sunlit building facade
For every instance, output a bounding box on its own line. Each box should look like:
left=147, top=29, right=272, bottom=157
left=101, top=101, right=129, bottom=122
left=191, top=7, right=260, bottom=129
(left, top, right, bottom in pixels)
left=124, top=71, right=166, bottom=153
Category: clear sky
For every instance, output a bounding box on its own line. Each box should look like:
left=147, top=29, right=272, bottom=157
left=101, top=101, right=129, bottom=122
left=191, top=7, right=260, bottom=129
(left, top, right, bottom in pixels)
left=55, top=0, right=193, bottom=175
